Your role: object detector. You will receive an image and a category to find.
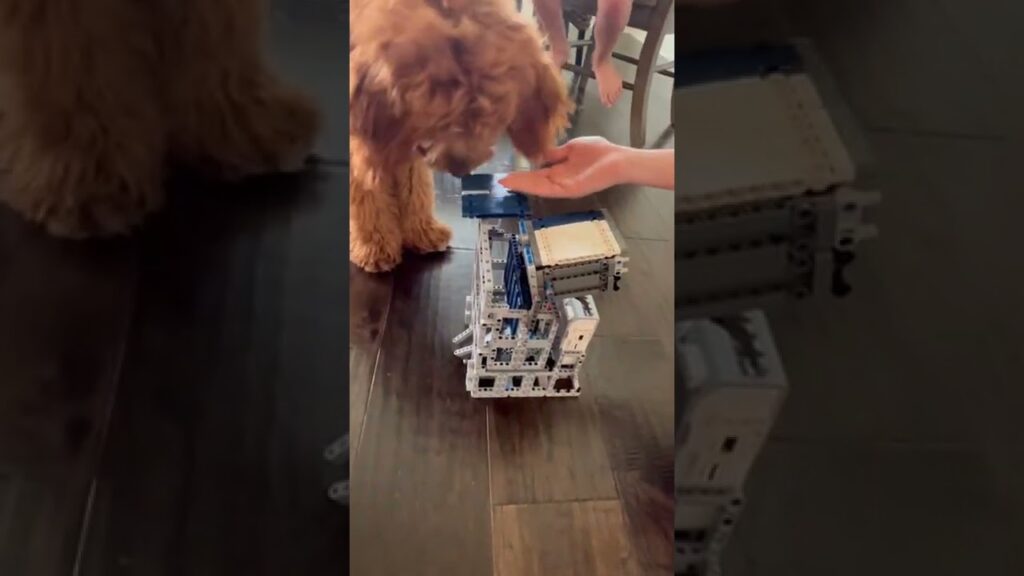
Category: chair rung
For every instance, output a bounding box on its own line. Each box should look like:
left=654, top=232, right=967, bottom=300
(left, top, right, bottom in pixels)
left=563, top=63, right=637, bottom=92
left=612, top=53, right=640, bottom=66
left=562, top=63, right=592, bottom=78
left=655, top=61, right=675, bottom=76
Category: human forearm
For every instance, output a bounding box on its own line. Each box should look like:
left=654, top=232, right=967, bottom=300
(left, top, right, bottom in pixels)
left=614, top=147, right=674, bottom=190
left=533, top=0, right=566, bottom=45
left=593, top=0, right=632, bottom=65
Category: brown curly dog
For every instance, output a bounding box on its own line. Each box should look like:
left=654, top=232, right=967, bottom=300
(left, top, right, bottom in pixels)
left=350, top=0, right=572, bottom=273
left=0, top=0, right=320, bottom=237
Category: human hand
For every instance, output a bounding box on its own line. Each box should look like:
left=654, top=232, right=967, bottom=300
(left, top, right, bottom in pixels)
left=499, top=137, right=627, bottom=199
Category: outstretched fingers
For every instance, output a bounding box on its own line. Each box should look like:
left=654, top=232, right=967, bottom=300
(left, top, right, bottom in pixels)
left=500, top=170, right=570, bottom=198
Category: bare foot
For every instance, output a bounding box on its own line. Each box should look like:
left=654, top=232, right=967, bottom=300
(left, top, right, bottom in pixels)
left=593, top=59, right=624, bottom=107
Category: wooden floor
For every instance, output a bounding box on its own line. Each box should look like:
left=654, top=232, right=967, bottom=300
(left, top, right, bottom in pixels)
left=0, top=2, right=349, bottom=575
left=349, top=45, right=675, bottom=575
left=0, top=175, right=351, bottom=576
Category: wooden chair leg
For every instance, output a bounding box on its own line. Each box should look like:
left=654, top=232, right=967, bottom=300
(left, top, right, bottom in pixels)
left=630, top=26, right=667, bottom=149
left=671, top=86, right=677, bottom=129
left=565, top=21, right=584, bottom=92
left=574, top=27, right=587, bottom=68
left=575, top=29, right=595, bottom=110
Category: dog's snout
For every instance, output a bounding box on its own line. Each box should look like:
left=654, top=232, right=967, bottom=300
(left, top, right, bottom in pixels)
left=446, top=159, right=471, bottom=177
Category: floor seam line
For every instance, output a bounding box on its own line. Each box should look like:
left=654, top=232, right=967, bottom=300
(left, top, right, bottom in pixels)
left=493, top=496, right=628, bottom=508
left=353, top=283, right=394, bottom=464
left=72, top=253, right=144, bottom=576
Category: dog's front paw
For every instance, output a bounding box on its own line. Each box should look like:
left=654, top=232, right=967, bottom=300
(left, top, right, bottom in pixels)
left=351, top=235, right=402, bottom=273
left=0, top=142, right=162, bottom=238
left=181, top=79, right=320, bottom=178
left=404, top=220, right=452, bottom=254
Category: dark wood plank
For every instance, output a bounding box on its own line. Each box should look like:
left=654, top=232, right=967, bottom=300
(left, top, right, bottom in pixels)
left=487, top=398, right=618, bottom=505
left=0, top=205, right=139, bottom=576
left=350, top=250, right=493, bottom=576
left=349, top=265, right=392, bottom=457
left=614, top=469, right=673, bottom=575
left=492, top=500, right=642, bottom=576
left=582, top=336, right=674, bottom=574
left=78, top=167, right=348, bottom=576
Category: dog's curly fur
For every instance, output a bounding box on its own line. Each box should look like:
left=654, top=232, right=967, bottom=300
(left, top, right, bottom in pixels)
left=350, top=0, right=572, bottom=273
left=0, top=0, right=320, bottom=237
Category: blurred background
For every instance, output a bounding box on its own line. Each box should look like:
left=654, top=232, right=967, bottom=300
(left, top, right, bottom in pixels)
left=678, top=1, right=1024, bottom=574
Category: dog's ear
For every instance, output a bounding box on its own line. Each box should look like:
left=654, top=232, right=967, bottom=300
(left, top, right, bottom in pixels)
left=350, top=48, right=408, bottom=156
left=507, top=55, right=573, bottom=162
left=350, top=14, right=466, bottom=161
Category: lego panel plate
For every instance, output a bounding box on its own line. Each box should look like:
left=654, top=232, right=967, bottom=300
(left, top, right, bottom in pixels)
left=533, top=219, right=622, bottom=267
left=676, top=73, right=855, bottom=212
left=460, top=174, right=531, bottom=219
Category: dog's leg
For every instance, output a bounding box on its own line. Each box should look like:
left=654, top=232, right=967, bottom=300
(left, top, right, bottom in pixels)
left=350, top=163, right=403, bottom=273
left=401, top=161, right=452, bottom=254
left=0, top=0, right=165, bottom=237
left=165, top=0, right=320, bottom=178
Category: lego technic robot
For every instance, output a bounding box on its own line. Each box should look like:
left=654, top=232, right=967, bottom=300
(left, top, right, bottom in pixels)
left=451, top=174, right=628, bottom=398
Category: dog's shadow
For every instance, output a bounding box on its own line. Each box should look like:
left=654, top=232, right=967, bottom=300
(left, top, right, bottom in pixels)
left=0, top=157, right=344, bottom=275
left=368, top=248, right=458, bottom=299
left=123, top=158, right=352, bottom=352
left=157, top=160, right=337, bottom=240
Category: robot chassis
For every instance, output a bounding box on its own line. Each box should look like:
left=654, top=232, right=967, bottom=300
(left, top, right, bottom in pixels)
left=674, top=45, right=881, bottom=575
left=321, top=177, right=630, bottom=507
left=451, top=174, right=629, bottom=398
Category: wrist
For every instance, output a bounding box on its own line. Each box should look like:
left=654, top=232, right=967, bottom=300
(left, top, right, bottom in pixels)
left=608, top=144, right=640, bottom=187
left=617, top=146, right=674, bottom=190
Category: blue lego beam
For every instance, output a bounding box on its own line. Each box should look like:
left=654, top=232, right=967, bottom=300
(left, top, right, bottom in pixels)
left=504, top=236, right=532, bottom=312
left=676, top=44, right=803, bottom=89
